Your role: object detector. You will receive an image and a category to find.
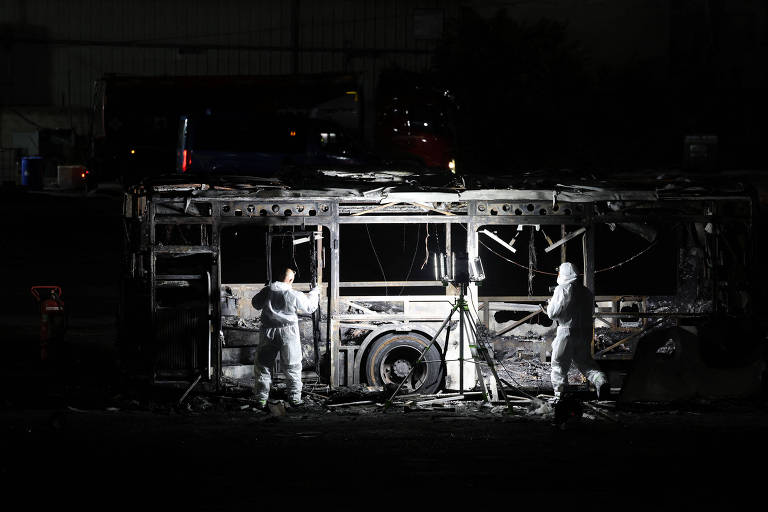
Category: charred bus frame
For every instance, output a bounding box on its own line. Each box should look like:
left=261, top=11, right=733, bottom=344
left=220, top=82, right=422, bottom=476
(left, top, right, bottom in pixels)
left=120, top=176, right=755, bottom=394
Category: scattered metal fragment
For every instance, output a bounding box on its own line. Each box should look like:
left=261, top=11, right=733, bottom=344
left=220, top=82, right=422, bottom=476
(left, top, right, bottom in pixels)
left=177, top=374, right=202, bottom=405
left=301, top=390, right=330, bottom=401
left=327, top=400, right=377, bottom=408
left=581, top=401, right=623, bottom=424
left=401, top=396, right=467, bottom=406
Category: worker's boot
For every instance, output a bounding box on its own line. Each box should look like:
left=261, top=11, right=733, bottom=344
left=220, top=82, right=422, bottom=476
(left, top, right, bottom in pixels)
left=552, top=395, right=581, bottom=428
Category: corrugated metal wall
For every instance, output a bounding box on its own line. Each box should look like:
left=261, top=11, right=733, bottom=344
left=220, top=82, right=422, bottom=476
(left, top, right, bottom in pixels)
left=1, top=0, right=458, bottom=109
left=2, top=0, right=765, bottom=108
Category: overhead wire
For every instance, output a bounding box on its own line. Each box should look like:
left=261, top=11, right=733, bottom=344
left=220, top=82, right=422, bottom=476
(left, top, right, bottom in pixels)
left=473, top=228, right=558, bottom=276
left=594, top=239, right=659, bottom=273
left=471, top=225, right=660, bottom=276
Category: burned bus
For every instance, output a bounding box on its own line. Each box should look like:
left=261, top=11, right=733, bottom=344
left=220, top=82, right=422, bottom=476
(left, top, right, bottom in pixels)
left=119, top=170, right=762, bottom=400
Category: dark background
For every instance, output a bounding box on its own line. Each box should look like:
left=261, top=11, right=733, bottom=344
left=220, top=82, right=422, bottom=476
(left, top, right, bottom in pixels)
left=2, top=1, right=767, bottom=178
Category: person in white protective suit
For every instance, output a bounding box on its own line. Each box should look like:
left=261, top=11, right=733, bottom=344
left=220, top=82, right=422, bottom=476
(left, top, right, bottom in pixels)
left=251, top=267, right=319, bottom=408
left=546, top=262, right=609, bottom=399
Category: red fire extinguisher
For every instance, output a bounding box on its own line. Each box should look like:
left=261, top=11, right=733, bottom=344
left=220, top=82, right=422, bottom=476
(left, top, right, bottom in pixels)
left=31, top=286, right=66, bottom=360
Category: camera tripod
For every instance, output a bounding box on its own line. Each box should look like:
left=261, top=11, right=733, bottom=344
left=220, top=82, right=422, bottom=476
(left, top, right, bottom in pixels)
left=384, top=283, right=513, bottom=411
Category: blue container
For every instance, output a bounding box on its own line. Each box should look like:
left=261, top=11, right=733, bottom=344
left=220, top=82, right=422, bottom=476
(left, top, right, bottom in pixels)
left=21, top=156, right=44, bottom=188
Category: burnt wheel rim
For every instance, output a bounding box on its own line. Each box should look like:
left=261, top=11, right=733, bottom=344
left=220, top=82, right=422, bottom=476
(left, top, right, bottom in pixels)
left=379, top=345, right=428, bottom=391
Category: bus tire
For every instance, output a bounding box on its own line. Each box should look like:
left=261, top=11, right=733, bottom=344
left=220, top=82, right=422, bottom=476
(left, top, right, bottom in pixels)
left=364, top=332, right=444, bottom=394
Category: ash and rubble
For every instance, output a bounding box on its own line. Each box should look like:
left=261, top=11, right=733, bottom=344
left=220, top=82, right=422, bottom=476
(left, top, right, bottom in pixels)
left=592, top=294, right=713, bottom=356
left=345, top=301, right=404, bottom=314
left=43, top=349, right=762, bottom=429
left=221, top=316, right=262, bottom=330
left=339, top=301, right=405, bottom=343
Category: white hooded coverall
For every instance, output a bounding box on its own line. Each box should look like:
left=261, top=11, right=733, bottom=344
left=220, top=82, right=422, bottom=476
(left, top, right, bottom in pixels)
left=546, top=262, right=607, bottom=396
left=251, top=282, right=319, bottom=402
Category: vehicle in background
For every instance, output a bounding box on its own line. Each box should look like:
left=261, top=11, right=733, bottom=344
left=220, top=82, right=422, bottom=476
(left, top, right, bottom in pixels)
left=375, top=71, right=457, bottom=172
left=90, top=73, right=362, bottom=186
left=176, top=110, right=372, bottom=176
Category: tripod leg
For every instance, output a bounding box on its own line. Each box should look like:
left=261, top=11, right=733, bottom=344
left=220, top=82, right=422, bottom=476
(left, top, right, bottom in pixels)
left=464, top=316, right=493, bottom=401
left=459, top=296, right=465, bottom=392
left=462, top=307, right=491, bottom=401
left=384, top=304, right=458, bottom=406
left=442, top=321, right=452, bottom=385
left=467, top=316, right=514, bottom=412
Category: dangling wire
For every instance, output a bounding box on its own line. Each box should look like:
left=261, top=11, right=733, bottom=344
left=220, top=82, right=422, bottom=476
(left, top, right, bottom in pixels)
left=470, top=224, right=657, bottom=277
left=595, top=239, right=659, bottom=273
left=398, top=224, right=422, bottom=296
left=290, top=228, right=299, bottom=278
left=460, top=224, right=558, bottom=276
left=419, top=223, right=431, bottom=270
left=365, top=224, right=388, bottom=296
left=528, top=227, right=537, bottom=296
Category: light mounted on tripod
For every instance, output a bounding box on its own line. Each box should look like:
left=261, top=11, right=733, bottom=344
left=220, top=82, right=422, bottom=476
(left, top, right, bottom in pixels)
left=434, top=251, right=485, bottom=286
left=387, top=250, right=512, bottom=410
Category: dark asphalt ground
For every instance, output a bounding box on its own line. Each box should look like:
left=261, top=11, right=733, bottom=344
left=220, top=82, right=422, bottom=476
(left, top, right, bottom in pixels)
left=2, top=402, right=768, bottom=509
left=2, top=185, right=767, bottom=509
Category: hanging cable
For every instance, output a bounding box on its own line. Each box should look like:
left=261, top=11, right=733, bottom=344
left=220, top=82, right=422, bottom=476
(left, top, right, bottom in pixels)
left=478, top=237, right=558, bottom=275
left=528, top=227, right=537, bottom=296
left=365, top=224, right=388, bottom=296
left=594, top=239, right=659, bottom=273
left=469, top=225, right=660, bottom=276
left=398, top=224, right=422, bottom=296
left=290, top=228, right=299, bottom=278
left=419, top=223, right=431, bottom=270
left=461, top=224, right=558, bottom=276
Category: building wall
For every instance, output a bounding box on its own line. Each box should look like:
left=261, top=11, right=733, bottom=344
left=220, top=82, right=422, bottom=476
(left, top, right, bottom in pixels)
left=1, top=0, right=766, bottom=158
left=1, top=0, right=451, bottom=110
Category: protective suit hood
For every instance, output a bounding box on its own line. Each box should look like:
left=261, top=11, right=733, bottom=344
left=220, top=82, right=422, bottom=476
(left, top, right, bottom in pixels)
left=557, top=262, right=579, bottom=285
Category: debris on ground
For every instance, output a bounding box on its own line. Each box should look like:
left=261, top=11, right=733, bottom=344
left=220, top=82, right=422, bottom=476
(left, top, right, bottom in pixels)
left=73, top=355, right=639, bottom=424
left=267, top=401, right=286, bottom=417
left=327, top=400, right=376, bottom=408
left=326, top=383, right=386, bottom=405
left=187, top=395, right=213, bottom=411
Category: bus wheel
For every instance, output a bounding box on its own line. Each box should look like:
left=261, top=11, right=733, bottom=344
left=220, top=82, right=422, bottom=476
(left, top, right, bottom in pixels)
left=364, top=332, right=444, bottom=394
